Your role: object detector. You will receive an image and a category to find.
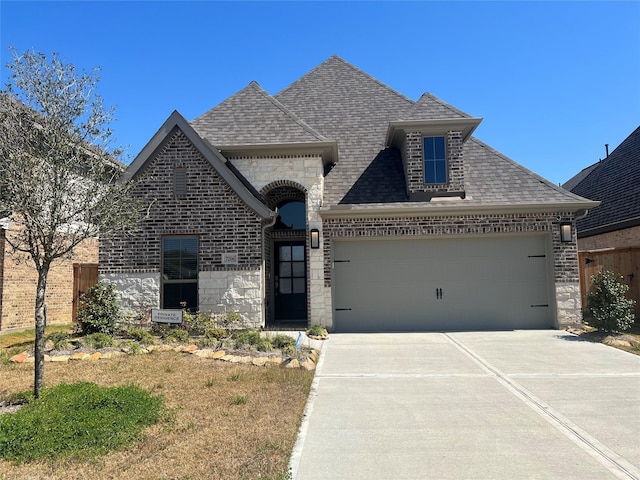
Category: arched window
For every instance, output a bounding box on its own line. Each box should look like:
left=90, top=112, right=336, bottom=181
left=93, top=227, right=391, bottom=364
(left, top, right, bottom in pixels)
left=275, top=201, right=305, bottom=230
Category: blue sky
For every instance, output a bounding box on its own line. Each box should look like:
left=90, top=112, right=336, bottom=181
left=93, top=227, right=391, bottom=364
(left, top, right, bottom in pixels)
left=1, top=1, right=639, bottom=186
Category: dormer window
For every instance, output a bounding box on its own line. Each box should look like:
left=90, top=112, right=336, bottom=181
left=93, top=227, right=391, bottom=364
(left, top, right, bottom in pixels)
left=423, top=136, right=447, bottom=185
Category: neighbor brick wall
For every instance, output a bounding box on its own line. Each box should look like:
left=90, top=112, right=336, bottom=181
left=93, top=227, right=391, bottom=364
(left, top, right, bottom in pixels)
left=0, top=230, right=97, bottom=331
left=578, top=225, right=640, bottom=251
left=404, top=131, right=465, bottom=196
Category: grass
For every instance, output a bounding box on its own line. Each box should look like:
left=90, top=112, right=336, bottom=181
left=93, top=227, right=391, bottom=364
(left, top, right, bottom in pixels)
left=0, top=347, right=313, bottom=479
left=0, top=382, right=164, bottom=463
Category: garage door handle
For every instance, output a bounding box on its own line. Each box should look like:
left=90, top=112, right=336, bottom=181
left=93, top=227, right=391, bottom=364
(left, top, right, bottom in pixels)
left=335, top=308, right=352, bottom=311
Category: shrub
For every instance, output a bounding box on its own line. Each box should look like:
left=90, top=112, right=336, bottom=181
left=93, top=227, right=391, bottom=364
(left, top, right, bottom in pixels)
left=165, top=329, right=189, bottom=344
left=126, top=328, right=155, bottom=345
left=77, top=281, right=121, bottom=335
left=217, top=311, right=242, bottom=328
left=271, top=334, right=296, bottom=350
left=45, top=331, right=72, bottom=350
left=256, top=337, right=273, bottom=352
left=0, top=382, right=163, bottom=463
left=182, top=310, right=214, bottom=336
left=233, top=330, right=261, bottom=348
left=204, top=327, right=227, bottom=341
left=307, top=325, right=327, bottom=337
left=585, top=270, right=636, bottom=332
left=80, top=333, right=115, bottom=349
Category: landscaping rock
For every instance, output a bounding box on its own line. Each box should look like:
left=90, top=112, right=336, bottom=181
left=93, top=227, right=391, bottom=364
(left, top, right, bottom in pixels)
left=44, top=340, right=55, bottom=351
left=301, top=360, right=316, bottom=371
left=284, top=358, right=300, bottom=369
left=70, top=353, right=89, bottom=361
left=210, top=350, right=226, bottom=359
left=252, top=357, right=268, bottom=366
left=9, top=352, right=28, bottom=363
left=87, top=352, right=102, bottom=361
left=183, top=344, right=199, bottom=353
left=50, top=355, right=70, bottom=363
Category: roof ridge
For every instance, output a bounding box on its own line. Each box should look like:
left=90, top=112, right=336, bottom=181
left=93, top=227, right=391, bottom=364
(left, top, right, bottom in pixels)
left=275, top=55, right=415, bottom=107
left=469, top=136, right=592, bottom=203
left=415, top=92, right=473, bottom=118
left=245, top=81, right=328, bottom=143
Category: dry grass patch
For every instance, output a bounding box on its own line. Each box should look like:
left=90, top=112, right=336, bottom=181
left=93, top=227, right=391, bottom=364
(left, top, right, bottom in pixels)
left=0, top=352, right=313, bottom=480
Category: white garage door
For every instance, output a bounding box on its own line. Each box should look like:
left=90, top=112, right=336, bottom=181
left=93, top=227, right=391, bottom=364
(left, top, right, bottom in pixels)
left=332, top=235, right=553, bottom=332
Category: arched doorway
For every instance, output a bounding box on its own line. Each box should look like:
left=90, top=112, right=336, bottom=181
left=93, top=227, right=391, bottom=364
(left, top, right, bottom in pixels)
left=262, top=183, right=308, bottom=327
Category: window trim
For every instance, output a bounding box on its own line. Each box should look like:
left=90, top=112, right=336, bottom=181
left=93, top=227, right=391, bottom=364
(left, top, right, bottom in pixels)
left=423, top=135, right=448, bottom=185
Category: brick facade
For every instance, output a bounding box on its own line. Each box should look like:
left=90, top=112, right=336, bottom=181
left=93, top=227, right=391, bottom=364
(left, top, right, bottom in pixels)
left=99, top=130, right=266, bottom=322
left=578, top=225, right=640, bottom=251
left=404, top=131, right=465, bottom=196
left=0, top=229, right=97, bottom=331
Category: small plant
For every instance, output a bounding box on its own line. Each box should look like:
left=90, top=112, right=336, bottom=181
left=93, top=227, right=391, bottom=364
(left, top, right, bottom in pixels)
left=256, top=337, right=273, bottom=352
left=182, top=310, right=214, bottom=336
left=45, top=331, right=72, bottom=350
left=165, top=329, right=190, bottom=344
left=271, top=334, right=296, bottom=350
left=307, top=324, right=328, bottom=338
left=204, top=378, right=214, bottom=388
left=80, top=333, right=116, bottom=349
left=227, top=372, right=241, bottom=382
left=233, top=330, right=261, bottom=348
left=585, top=270, right=636, bottom=332
left=216, top=310, right=242, bottom=328
left=204, top=326, right=227, bottom=341
left=77, top=281, right=122, bottom=335
left=126, top=328, right=155, bottom=345
left=231, top=394, right=247, bottom=405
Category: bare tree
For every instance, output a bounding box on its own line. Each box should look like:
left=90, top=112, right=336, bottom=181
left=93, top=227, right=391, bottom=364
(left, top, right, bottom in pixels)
left=0, top=49, right=140, bottom=398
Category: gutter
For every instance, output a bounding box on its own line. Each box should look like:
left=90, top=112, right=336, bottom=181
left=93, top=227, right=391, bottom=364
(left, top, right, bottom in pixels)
left=319, top=201, right=601, bottom=219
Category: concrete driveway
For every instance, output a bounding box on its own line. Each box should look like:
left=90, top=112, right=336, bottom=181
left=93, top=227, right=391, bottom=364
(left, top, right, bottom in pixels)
left=290, top=331, right=640, bottom=480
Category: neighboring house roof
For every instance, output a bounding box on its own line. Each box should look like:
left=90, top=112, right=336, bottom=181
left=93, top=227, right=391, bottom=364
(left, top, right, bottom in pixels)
left=125, top=110, right=274, bottom=220
left=565, top=125, right=640, bottom=237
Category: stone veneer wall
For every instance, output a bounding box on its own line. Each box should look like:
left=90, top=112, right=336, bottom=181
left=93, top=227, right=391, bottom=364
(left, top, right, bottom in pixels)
left=322, top=212, right=581, bottom=329
left=100, top=130, right=265, bottom=325
left=230, top=155, right=325, bottom=326
left=1, top=229, right=98, bottom=331
left=404, top=131, right=465, bottom=196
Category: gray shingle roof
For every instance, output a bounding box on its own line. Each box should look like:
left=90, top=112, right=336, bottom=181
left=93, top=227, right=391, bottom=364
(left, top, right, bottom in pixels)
left=189, top=55, right=596, bottom=211
left=403, top=93, right=471, bottom=120
left=191, top=81, right=327, bottom=146
left=567, top=126, right=640, bottom=235
left=275, top=56, right=413, bottom=205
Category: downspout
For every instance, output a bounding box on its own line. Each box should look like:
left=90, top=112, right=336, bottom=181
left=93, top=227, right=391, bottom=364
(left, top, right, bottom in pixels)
left=261, top=210, right=278, bottom=328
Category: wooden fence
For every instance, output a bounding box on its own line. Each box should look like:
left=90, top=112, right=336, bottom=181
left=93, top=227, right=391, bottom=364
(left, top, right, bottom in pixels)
left=578, top=247, right=640, bottom=317
left=72, top=263, right=99, bottom=323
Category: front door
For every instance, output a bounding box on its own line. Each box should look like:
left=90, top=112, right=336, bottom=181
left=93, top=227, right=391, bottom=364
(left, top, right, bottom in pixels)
left=274, top=241, right=307, bottom=321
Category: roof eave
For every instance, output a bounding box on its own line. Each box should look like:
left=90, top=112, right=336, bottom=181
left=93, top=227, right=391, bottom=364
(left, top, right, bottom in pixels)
left=219, top=141, right=338, bottom=166
left=320, top=201, right=601, bottom=219
left=386, top=118, right=483, bottom=148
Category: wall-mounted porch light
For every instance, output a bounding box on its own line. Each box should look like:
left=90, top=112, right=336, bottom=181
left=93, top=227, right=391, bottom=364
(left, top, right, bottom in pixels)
left=310, top=228, right=320, bottom=249
left=560, top=222, right=573, bottom=243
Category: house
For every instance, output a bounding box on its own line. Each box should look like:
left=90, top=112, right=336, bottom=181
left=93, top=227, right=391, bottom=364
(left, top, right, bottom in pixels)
left=99, top=56, right=598, bottom=332
left=564, top=125, right=640, bottom=315
left=0, top=225, right=97, bottom=331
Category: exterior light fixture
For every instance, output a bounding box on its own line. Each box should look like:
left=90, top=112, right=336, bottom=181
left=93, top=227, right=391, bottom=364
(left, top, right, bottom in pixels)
left=310, top=228, right=320, bottom=249
left=560, top=222, right=572, bottom=243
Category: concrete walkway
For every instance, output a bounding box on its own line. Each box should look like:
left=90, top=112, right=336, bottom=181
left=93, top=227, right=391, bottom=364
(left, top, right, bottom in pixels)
left=290, top=331, right=640, bottom=480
